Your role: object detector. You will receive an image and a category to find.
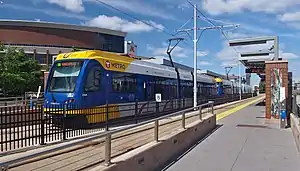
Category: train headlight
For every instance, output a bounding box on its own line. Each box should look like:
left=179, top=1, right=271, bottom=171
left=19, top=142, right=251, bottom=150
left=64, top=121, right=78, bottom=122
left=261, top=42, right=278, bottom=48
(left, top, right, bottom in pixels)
left=44, top=98, right=49, bottom=104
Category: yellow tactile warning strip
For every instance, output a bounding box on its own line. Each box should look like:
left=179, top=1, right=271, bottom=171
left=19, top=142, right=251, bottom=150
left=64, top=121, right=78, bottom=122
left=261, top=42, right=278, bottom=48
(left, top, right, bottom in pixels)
left=216, top=96, right=265, bottom=121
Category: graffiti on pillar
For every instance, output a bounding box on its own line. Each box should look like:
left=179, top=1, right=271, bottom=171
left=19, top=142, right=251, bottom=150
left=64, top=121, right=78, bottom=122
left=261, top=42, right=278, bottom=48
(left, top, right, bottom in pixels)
left=271, top=68, right=282, bottom=118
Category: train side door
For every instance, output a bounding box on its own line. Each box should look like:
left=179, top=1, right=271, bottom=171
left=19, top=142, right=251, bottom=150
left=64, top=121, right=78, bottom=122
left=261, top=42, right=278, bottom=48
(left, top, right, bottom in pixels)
left=145, top=80, right=155, bottom=101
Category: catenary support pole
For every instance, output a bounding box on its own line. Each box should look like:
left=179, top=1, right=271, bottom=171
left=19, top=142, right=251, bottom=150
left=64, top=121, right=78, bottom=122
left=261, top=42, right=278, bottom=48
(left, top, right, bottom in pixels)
left=193, top=3, right=197, bottom=107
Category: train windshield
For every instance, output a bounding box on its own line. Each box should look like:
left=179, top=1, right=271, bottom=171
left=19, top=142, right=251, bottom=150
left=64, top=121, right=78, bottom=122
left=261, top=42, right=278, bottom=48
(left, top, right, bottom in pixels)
left=49, top=61, right=83, bottom=92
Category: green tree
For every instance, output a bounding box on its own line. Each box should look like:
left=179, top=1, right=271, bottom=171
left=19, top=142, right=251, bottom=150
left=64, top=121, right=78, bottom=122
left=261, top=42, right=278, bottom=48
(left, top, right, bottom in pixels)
left=259, top=81, right=265, bottom=93
left=71, top=46, right=81, bottom=52
left=0, top=44, right=42, bottom=96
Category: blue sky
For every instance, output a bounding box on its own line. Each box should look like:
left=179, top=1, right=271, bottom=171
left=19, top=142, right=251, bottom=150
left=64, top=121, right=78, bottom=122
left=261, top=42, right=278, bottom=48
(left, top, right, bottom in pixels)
left=1, top=0, right=300, bottom=85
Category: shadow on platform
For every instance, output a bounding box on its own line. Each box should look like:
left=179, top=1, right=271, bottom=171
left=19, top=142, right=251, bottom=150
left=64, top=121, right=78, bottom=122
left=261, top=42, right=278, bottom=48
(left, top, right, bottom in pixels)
left=159, top=124, right=224, bottom=171
left=255, top=101, right=265, bottom=106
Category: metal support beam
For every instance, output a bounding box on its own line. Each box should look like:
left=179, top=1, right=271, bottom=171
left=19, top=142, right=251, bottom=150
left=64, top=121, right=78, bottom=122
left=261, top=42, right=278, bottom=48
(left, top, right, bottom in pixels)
left=229, top=36, right=277, bottom=46
left=274, top=36, right=279, bottom=60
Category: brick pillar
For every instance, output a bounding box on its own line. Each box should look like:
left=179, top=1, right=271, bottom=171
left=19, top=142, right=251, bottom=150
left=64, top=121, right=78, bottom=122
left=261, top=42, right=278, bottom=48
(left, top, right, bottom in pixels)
left=265, top=60, right=288, bottom=119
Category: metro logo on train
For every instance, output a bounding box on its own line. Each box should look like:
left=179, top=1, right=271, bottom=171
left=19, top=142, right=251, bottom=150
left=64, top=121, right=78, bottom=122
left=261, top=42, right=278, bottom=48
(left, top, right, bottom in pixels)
left=105, top=61, right=111, bottom=68
left=105, top=60, right=126, bottom=70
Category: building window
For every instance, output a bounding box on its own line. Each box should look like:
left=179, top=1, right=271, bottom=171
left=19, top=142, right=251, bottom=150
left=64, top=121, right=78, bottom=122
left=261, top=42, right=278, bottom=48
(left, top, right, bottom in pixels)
left=36, top=54, right=47, bottom=64
left=48, top=54, right=54, bottom=65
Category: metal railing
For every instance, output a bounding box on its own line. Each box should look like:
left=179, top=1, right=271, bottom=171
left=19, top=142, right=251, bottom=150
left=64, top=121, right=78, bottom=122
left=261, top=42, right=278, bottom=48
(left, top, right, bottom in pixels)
left=0, top=96, right=44, bottom=107
left=292, top=94, right=300, bottom=118
left=0, top=101, right=215, bottom=169
left=0, top=97, right=24, bottom=107
left=103, top=101, right=214, bottom=165
left=0, top=94, right=253, bottom=153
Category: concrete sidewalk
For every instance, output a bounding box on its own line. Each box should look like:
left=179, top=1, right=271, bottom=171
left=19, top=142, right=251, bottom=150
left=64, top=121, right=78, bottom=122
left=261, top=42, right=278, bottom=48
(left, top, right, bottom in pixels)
left=163, top=102, right=300, bottom=171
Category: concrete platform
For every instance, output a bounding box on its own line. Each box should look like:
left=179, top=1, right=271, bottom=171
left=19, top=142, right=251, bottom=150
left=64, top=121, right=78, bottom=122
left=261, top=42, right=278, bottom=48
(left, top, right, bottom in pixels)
left=163, top=102, right=300, bottom=171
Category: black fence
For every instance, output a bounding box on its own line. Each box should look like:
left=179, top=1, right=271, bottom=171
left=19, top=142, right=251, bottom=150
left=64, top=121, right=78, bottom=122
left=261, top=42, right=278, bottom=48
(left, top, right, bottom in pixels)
left=0, top=93, right=253, bottom=153
left=292, top=94, right=300, bottom=118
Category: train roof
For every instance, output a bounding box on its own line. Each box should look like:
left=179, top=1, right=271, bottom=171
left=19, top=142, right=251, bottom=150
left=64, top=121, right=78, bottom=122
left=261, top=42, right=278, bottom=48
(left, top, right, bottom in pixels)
left=55, top=50, right=215, bottom=83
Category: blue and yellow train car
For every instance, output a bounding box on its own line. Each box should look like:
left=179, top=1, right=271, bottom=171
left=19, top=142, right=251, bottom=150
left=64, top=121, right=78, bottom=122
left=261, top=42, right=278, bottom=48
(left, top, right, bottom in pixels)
left=43, top=50, right=251, bottom=125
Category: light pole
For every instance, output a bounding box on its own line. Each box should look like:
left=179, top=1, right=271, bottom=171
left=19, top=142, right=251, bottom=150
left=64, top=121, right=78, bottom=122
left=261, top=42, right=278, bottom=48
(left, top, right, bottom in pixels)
left=238, top=58, right=242, bottom=100
left=193, top=4, right=197, bottom=107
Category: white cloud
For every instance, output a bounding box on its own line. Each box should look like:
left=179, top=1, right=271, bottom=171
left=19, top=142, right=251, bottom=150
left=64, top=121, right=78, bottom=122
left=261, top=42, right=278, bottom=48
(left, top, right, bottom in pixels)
left=226, top=32, right=256, bottom=39
left=278, top=12, right=300, bottom=22
left=85, top=15, right=164, bottom=33
left=46, top=0, right=84, bottom=13
left=147, top=44, right=189, bottom=58
left=238, top=23, right=273, bottom=34
left=202, top=0, right=300, bottom=15
left=221, top=61, right=239, bottom=67
left=86, top=0, right=175, bottom=20
left=276, top=11, right=300, bottom=31
left=177, top=2, right=191, bottom=11
left=286, top=23, right=300, bottom=30
left=197, top=50, right=209, bottom=57
left=198, top=61, right=213, bottom=66
left=280, top=51, right=299, bottom=59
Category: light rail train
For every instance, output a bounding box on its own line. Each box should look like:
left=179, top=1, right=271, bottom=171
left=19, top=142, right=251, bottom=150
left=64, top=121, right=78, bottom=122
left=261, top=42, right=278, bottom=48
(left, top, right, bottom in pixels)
left=44, top=50, right=252, bottom=124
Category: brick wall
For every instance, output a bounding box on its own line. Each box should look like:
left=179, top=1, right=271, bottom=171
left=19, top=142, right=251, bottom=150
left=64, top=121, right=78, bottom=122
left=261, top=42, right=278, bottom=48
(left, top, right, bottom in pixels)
left=0, top=26, right=124, bottom=53
left=265, top=61, right=288, bottom=119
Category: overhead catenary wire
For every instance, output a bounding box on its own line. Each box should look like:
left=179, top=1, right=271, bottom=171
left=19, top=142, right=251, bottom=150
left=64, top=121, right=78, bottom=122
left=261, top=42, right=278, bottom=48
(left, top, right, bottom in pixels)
left=185, top=0, right=243, bottom=100
left=94, top=0, right=194, bottom=49
left=185, top=0, right=240, bottom=55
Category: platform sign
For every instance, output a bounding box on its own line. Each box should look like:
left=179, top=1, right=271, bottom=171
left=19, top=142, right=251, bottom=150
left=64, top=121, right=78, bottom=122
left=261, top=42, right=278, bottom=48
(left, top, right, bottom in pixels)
left=280, top=87, right=286, bottom=102
left=155, top=93, right=161, bottom=102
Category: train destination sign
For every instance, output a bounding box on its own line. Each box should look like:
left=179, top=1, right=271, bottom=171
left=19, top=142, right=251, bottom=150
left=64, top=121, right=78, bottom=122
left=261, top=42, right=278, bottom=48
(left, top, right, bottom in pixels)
left=57, top=61, right=81, bottom=67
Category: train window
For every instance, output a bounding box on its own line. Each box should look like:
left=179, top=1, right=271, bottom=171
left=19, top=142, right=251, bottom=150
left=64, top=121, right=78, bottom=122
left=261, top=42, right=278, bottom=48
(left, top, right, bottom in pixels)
left=153, top=77, right=178, bottom=100
left=112, top=73, right=137, bottom=93
left=85, top=67, right=101, bottom=92
left=49, top=61, right=83, bottom=92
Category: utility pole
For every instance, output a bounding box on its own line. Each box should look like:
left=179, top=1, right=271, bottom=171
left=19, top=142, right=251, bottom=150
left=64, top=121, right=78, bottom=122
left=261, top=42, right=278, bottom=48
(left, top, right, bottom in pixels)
left=176, top=4, right=239, bottom=108
left=239, top=60, right=242, bottom=100
left=193, top=4, right=197, bottom=107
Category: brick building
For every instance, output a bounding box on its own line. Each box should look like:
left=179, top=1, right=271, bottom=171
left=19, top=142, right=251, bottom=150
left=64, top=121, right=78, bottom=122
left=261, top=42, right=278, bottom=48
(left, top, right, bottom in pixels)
left=0, top=19, right=127, bottom=70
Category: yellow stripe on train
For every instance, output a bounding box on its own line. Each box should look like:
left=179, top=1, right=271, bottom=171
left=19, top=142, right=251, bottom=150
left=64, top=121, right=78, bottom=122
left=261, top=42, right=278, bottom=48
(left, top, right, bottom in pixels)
left=55, top=50, right=136, bottom=73
left=43, top=104, right=121, bottom=123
